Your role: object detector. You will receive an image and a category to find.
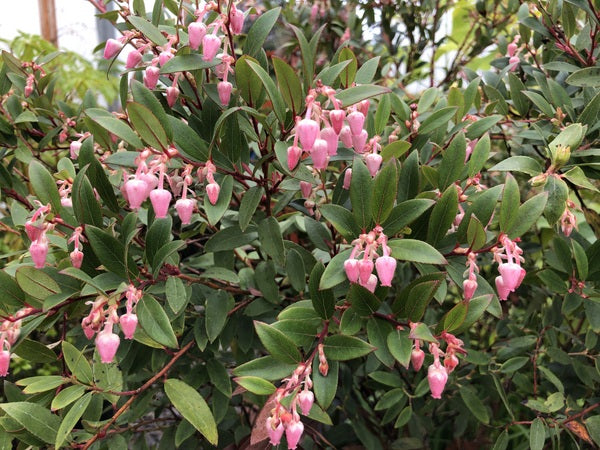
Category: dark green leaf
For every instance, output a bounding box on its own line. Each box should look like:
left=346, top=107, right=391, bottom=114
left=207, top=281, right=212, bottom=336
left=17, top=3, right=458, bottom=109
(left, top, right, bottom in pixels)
left=489, top=156, right=543, bottom=176
left=254, top=321, right=302, bottom=364
left=319, top=249, right=352, bottom=290
left=127, top=102, right=169, bottom=150
left=239, top=186, right=263, bottom=231
left=137, top=294, right=178, bottom=348
left=127, top=15, right=167, bottom=45
left=166, top=276, right=188, bottom=314
left=382, top=199, right=435, bottom=236
left=272, top=56, right=302, bottom=115
left=85, top=108, right=143, bottom=149
left=323, top=335, right=375, bottom=361
left=204, top=175, right=233, bottom=225
left=55, top=392, right=92, bottom=448
left=544, top=175, right=569, bottom=225
left=350, top=158, right=373, bottom=230
left=427, top=185, right=458, bottom=247
left=460, top=387, right=489, bottom=424
left=388, top=239, right=447, bottom=265
left=438, top=132, right=466, bottom=190
left=336, top=85, right=391, bottom=108
left=160, top=54, right=218, bottom=74
left=245, top=60, right=286, bottom=124
left=258, top=216, right=285, bottom=265
left=28, top=160, right=62, bottom=214
left=0, top=402, right=60, bottom=444
left=530, top=418, right=546, bottom=450
left=234, top=376, right=276, bottom=395
left=371, top=160, right=397, bottom=224
left=500, top=174, right=520, bottom=232
left=419, top=107, right=457, bottom=135
left=309, top=262, right=335, bottom=320
left=86, top=226, right=137, bottom=279
left=243, top=7, right=281, bottom=57
left=205, top=290, right=234, bottom=342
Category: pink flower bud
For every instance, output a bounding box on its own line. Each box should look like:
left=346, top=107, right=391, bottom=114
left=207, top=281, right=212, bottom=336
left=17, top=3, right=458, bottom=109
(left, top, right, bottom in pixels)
left=363, top=273, right=378, bottom=293
left=176, top=198, right=196, bottom=225
left=150, top=188, right=172, bottom=219
left=266, top=417, right=284, bottom=446
left=411, top=348, right=425, bottom=371
left=427, top=364, right=448, bottom=399
left=498, top=262, right=524, bottom=291
left=297, top=390, right=314, bottom=415
left=125, top=178, right=149, bottom=210
left=229, top=6, right=245, bottom=35
left=285, top=419, right=304, bottom=450
left=495, top=275, right=510, bottom=301
left=358, top=259, right=374, bottom=285
left=507, top=42, right=518, bottom=57
left=300, top=181, right=312, bottom=198
left=159, top=50, right=173, bottom=66
left=70, top=141, right=81, bottom=159
left=311, top=138, right=329, bottom=170
left=70, top=248, right=84, bottom=269
left=444, top=354, right=459, bottom=373
left=339, top=125, right=353, bottom=148
left=103, top=38, right=123, bottom=59
left=329, top=109, right=346, bottom=135
left=320, top=127, right=339, bottom=156
left=206, top=182, right=220, bottom=205
left=344, top=259, right=359, bottom=283
left=509, top=55, right=520, bottom=71
left=61, top=197, right=73, bottom=208
left=297, top=118, right=320, bottom=151
left=167, top=86, right=180, bottom=107
left=96, top=328, right=120, bottom=363
left=120, top=313, right=138, bottom=339
left=365, top=153, right=382, bottom=177
left=144, top=66, right=161, bottom=90
left=0, top=350, right=10, bottom=377
left=352, top=129, right=369, bottom=153
left=188, top=22, right=207, bottom=50
left=217, top=81, right=233, bottom=106
left=343, top=169, right=352, bottom=190
left=24, top=84, right=34, bottom=97
left=30, top=240, right=48, bottom=269
left=375, top=255, right=396, bottom=287
left=202, top=34, right=222, bottom=61
left=463, top=278, right=477, bottom=301
left=25, top=221, right=44, bottom=242
left=358, top=99, right=370, bottom=116
left=287, top=145, right=302, bottom=170
left=126, top=50, right=143, bottom=69
left=347, top=111, right=365, bottom=136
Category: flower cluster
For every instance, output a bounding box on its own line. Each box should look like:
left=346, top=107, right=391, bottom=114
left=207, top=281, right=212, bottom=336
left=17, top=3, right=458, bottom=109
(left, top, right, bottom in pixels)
left=0, top=307, right=34, bottom=377
left=493, top=234, right=526, bottom=301
left=266, top=363, right=315, bottom=449
left=81, top=285, right=141, bottom=364
left=344, top=226, right=397, bottom=292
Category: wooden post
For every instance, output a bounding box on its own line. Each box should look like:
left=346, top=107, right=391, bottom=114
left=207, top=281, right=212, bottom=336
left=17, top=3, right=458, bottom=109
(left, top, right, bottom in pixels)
left=38, top=0, right=58, bottom=46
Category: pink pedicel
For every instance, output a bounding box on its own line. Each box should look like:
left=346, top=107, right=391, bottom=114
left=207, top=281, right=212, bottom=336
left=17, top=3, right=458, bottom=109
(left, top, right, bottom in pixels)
left=343, top=169, right=352, bottom=189
left=427, top=363, right=448, bottom=399
left=229, top=5, right=245, bottom=35
left=311, top=138, right=329, bottom=170
left=103, top=38, right=122, bottom=59
left=300, top=181, right=312, bottom=199
left=347, top=111, right=365, bottom=136
left=320, top=127, right=339, bottom=156
left=463, top=278, right=477, bottom=301
left=206, top=182, right=220, bottom=205
left=96, top=326, right=120, bottom=364
left=495, top=276, right=511, bottom=301
left=167, top=86, right=180, bottom=107
left=411, top=348, right=425, bottom=371
left=365, top=153, right=382, bottom=177
left=297, top=118, right=320, bottom=151
left=144, top=66, right=161, bottom=90
left=125, top=178, right=149, bottom=210
left=120, top=313, right=138, bottom=340
left=352, top=129, right=369, bottom=153
left=70, top=141, right=81, bottom=159
left=266, top=417, right=284, bottom=446
left=339, top=125, right=353, bottom=148
left=363, top=273, right=378, bottom=293
left=176, top=198, right=196, bottom=225
left=329, top=109, right=346, bottom=135
left=188, top=22, right=207, bottom=50
left=287, top=145, right=302, bottom=170
left=285, top=419, right=304, bottom=450
left=202, top=34, right=222, bottom=61
left=218, top=81, right=233, bottom=106
left=126, top=49, right=143, bottom=69
left=70, top=248, right=84, bottom=269
left=444, top=354, right=459, bottom=373
left=344, top=259, right=360, bottom=283
left=30, top=239, right=49, bottom=269
left=297, top=390, right=314, bottom=415
left=150, top=188, right=172, bottom=219
left=159, top=50, right=173, bottom=66
left=358, top=259, right=374, bottom=285
left=375, top=255, right=396, bottom=287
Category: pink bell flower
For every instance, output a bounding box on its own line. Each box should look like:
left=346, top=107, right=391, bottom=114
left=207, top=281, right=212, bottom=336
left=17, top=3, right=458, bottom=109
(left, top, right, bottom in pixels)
left=498, top=262, right=525, bottom=292
left=495, top=276, right=511, bottom=301
left=70, top=248, right=84, bottom=269
left=202, top=34, right=222, bottom=61
left=363, top=274, right=378, bottom=293
left=287, top=145, right=302, bottom=170
left=444, top=354, right=459, bottom=373
left=159, top=50, right=173, bottom=67
left=150, top=188, right=172, bottom=219
left=352, top=129, right=369, bottom=153
left=70, top=141, right=81, bottom=159
left=344, top=259, right=359, bottom=283
left=126, top=49, right=143, bottom=69
left=300, top=181, right=312, bottom=199
left=297, top=390, right=314, bottom=415
left=30, top=239, right=49, bottom=269
left=427, top=364, right=448, bottom=399
left=176, top=198, right=196, bottom=225
left=329, top=109, right=346, bottom=135
left=320, top=127, right=339, bottom=156
left=463, top=278, right=477, bottom=302
left=347, top=111, right=365, bottom=136
left=375, top=255, right=396, bottom=287
left=297, top=118, right=320, bottom=151
left=229, top=5, right=245, bottom=35
left=358, top=259, right=374, bottom=285
left=0, top=350, right=10, bottom=377
left=125, top=178, right=149, bottom=210
left=339, top=125, right=353, bottom=148
left=206, top=182, right=220, bottom=205
left=285, top=419, right=304, bottom=450
left=365, top=153, right=382, bottom=177
left=188, top=22, right=207, bottom=50
left=218, top=81, right=233, bottom=106
left=411, top=348, right=425, bottom=371
left=343, top=169, right=352, bottom=190
left=103, top=38, right=123, bottom=59
left=266, top=417, right=284, bottom=446
left=96, top=326, right=120, bottom=364
left=120, top=313, right=138, bottom=340
left=311, top=138, right=329, bottom=170
left=144, top=66, right=161, bottom=90
left=167, top=86, right=180, bottom=107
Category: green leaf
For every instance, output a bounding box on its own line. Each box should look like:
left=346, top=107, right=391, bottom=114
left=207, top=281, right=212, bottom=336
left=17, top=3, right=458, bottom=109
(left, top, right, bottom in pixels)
left=350, top=158, right=373, bottom=230
left=312, top=358, right=338, bottom=409
left=347, top=284, right=381, bottom=317
left=137, top=294, right=178, bottom=348
left=441, top=302, right=468, bottom=332
left=78, top=138, right=119, bottom=212
left=508, top=73, right=530, bottom=116
left=500, top=174, right=520, bottom=232
left=322, top=335, right=375, bottom=361
left=285, top=249, right=306, bottom=292
left=145, top=216, right=173, bottom=269
left=371, top=161, right=397, bottom=224
left=152, top=241, right=185, bottom=278
left=419, top=106, right=457, bottom=135
left=160, top=54, right=218, bottom=74
left=563, top=166, right=599, bottom=192
left=468, top=133, right=491, bottom=177
left=530, top=417, right=546, bottom=450
left=355, top=56, right=380, bottom=84
left=239, top=186, right=263, bottom=231
left=565, top=67, right=600, bottom=87
left=336, top=85, right=391, bottom=108
left=587, top=415, right=600, bottom=447
left=205, top=226, right=257, bottom=252
left=166, top=276, right=188, bottom=314
left=164, top=379, right=218, bottom=446
left=465, top=115, right=503, bottom=139
left=234, top=376, right=276, bottom=395
left=272, top=56, right=303, bottom=115
left=402, top=279, right=443, bottom=322
left=12, top=339, right=55, bottom=364
left=254, top=321, right=302, bottom=364
left=387, top=239, right=447, bottom=265
left=127, top=102, right=169, bottom=150
left=382, top=199, right=435, bottom=236
left=319, top=204, right=361, bottom=241
left=204, top=175, right=233, bottom=225
left=408, top=322, right=438, bottom=343
left=15, top=266, right=60, bottom=301
left=62, top=341, right=92, bottom=384
left=319, top=249, right=352, bottom=290
left=489, top=156, right=543, bottom=176
left=85, top=108, right=143, bottom=149
left=338, top=48, right=358, bottom=87
left=460, top=387, right=489, bottom=424
left=19, top=376, right=65, bottom=394
left=55, top=392, right=92, bottom=448
left=51, top=385, right=87, bottom=411
left=233, top=356, right=297, bottom=381
left=205, top=290, right=234, bottom=342
left=438, top=132, right=466, bottom=189
left=86, top=226, right=136, bottom=279
left=380, top=140, right=411, bottom=162
left=127, top=15, right=168, bottom=45
left=206, top=359, right=232, bottom=397
left=367, top=318, right=395, bottom=367
left=387, top=330, right=412, bottom=368
left=453, top=295, right=492, bottom=334
left=522, top=91, right=555, bottom=117
left=245, top=60, right=286, bottom=124
left=427, top=184, right=459, bottom=247
left=374, top=94, right=391, bottom=135
left=0, top=402, right=61, bottom=444
left=243, top=7, right=281, bottom=57
left=258, top=216, right=285, bottom=265
left=28, top=160, right=62, bottom=214
left=72, top=167, right=103, bottom=227
left=544, top=175, right=569, bottom=225
left=130, top=79, right=172, bottom=142
left=466, top=215, right=487, bottom=250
